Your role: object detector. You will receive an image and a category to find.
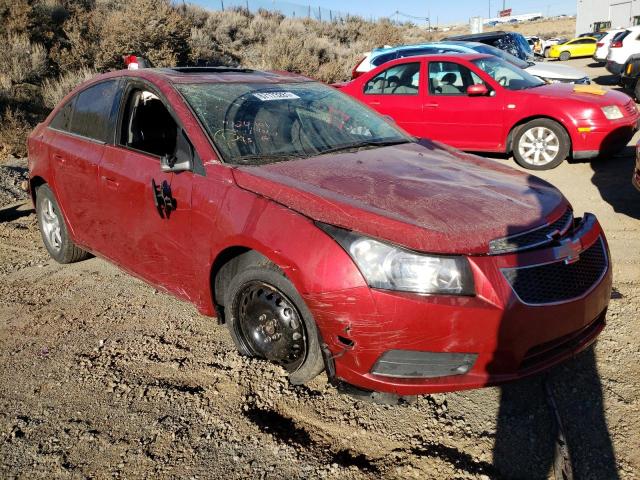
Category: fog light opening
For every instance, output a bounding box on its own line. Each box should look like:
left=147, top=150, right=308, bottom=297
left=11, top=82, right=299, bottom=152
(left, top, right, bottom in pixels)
left=371, top=350, right=478, bottom=379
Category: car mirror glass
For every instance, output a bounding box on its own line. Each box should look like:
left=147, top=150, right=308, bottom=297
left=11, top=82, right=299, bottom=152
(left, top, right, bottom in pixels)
left=161, top=129, right=193, bottom=173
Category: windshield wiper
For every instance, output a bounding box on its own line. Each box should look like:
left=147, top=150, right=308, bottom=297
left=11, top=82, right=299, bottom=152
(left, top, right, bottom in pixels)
left=313, top=138, right=412, bottom=157
left=234, top=153, right=300, bottom=165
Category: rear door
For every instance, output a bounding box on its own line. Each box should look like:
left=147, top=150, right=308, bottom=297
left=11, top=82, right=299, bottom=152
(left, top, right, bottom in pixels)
left=423, top=60, right=505, bottom=151
left=98, top=82, right=198, bottom=296
left=360, top=61, right=425, bottom=136
left=47, top=80, right=120, bottom=248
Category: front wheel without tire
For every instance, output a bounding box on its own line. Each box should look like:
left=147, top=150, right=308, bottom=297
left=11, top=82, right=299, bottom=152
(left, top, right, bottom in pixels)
left=224, top=266, right=324, bottom=385
left=512, top=119, right=570, bottom=170
left=36, top=184, right=90, bottom=263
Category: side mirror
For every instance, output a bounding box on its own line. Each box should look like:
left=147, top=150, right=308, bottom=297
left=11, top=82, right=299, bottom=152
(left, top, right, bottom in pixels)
left=161, top=129, right=193, bottom=173
left=467, top=84, right=489, bottom=96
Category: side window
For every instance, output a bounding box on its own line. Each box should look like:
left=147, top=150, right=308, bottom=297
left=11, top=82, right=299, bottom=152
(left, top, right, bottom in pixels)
left=429, top=62, right=483, bottom=96
left=49, top=99, right=74, bottom=131
left=69, top=80, right=119, bottom=142
left=364, top=62, right=420, bottom=95
left=119, top=89, right=178, bottom=158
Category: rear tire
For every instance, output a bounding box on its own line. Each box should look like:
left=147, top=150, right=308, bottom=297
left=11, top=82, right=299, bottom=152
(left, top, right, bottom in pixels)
left=559, top=51, right=571, bottom=61
left=544, top=47, right=551, bottom=58
left=224, top=265, right=324, bottom=385
left=512, top=119, right=570, bottom=170
left=36, top=185, right=90, bottom=264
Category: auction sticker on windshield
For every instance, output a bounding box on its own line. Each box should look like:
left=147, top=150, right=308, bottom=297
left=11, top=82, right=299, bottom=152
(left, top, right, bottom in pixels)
left=253, top=92, right=300, bottom=101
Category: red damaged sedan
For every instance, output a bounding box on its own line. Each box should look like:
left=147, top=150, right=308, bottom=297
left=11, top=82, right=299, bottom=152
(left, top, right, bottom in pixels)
left=28, top=67, right=611, bottom=397
left=338, top=53, right=639, bottom=170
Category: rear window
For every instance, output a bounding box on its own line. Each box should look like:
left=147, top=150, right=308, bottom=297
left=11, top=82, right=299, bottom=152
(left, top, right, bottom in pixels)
left=370, top=52, right=397, bottom=67
left=69, top=80, right=119, bottom=142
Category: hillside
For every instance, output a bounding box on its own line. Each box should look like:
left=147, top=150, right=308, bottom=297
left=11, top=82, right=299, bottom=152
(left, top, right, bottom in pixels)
left=0, top=0, right=575, bottom=160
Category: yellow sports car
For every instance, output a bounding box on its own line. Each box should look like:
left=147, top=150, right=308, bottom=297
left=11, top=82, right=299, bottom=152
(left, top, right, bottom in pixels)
left=549, top=37, right=598, bottom=61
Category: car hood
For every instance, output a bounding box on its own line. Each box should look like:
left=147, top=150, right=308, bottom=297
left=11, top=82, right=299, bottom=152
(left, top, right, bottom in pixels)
left=231, top=141, right=568, bottom=255
left=517, top=83, right=633, bottom=106
left=527, top=62, right=588, bottom=80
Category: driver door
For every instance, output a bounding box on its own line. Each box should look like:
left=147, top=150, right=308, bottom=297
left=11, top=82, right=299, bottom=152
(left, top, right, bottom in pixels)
left=422, top=60, right=505, bottom=151
left=97, top=85, right=197, bottom=296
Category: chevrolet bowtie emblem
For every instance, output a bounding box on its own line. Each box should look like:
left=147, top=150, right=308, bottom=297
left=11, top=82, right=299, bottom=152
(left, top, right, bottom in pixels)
left=553, top=237, right=582, bottom=264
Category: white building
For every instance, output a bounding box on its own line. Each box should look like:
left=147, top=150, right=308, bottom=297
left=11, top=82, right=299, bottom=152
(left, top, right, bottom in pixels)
left=576, top=0, right=640, bottom=34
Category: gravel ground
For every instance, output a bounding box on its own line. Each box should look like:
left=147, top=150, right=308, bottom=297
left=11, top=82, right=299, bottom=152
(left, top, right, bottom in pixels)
left=0, top=59, right=638, bottom=479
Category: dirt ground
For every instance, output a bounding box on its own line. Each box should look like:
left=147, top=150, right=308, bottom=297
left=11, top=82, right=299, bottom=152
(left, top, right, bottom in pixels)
left=1, top=59, right=638, bottom=479
left=437, top=17, right=576, bottom=40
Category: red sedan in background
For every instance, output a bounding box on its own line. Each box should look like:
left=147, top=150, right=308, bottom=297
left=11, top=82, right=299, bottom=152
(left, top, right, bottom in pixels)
left=338, top=53, right=639, bottom=170
left=28, top=67, right=611, bottom=398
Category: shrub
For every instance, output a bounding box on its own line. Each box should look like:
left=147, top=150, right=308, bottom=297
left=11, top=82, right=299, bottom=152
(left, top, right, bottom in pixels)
left=0, top=108, right=31, bottom=159
left=0, top=34, right=47, bottom=85
left=96, top=0, right=189, bottom=69
left=41, top=67, right=96, bottom=109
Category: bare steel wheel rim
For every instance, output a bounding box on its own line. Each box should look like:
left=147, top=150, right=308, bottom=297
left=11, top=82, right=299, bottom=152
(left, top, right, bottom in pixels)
left=40, top=198, right=62, bottom=251
left=518, top=126, right=560, bottom=166
left=235, top=281, right=307, bottom=372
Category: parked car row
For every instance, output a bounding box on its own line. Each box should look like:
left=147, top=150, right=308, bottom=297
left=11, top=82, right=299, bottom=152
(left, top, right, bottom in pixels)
left=344, top=33, right=638, bottom=171
left=28, top=66, right=614, bottom=398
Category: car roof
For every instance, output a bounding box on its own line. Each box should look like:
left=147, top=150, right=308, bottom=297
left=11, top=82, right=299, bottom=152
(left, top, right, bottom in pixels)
left=371, top=40, right=498, bottom=60
left=86, top=67, right=313, bottom=86
left=373, top=53, right=489, bottom=65
left=444, top=31, right=517, bottom=41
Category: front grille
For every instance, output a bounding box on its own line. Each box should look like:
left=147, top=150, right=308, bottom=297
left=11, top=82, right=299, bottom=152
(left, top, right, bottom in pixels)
left=489, top=208, right=573, bottom=255
left=502, top=237, right=607, bottom=305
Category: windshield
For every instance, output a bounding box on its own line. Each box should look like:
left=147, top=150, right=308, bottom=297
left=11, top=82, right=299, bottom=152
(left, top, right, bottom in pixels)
left=177, top=82, right=411, bottom=165
left=467, top=43, right=529, bottom=69
left=472, top=57, right=545, bottom=90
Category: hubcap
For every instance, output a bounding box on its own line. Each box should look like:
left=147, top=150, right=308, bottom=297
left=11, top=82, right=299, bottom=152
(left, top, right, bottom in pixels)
left=518, top=127, right=560, bottom=166
left=40, top=198, right=62, bottom=251
left=235, top=282, right=307, bottom=372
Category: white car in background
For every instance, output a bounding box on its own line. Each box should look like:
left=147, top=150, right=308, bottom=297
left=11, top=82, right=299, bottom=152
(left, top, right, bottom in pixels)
left=594, top=29, right=625, bottom=63
left=353, top=42, right=591, bottom=84
left=542, top=37, right=569, bottom=58
left=607, top=26, right=640, bottom=74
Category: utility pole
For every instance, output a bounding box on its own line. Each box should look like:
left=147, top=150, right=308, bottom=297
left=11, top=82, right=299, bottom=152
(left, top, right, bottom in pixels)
left=488, top=0, right=491, bottom=18
left=220, top=0, right=224, bottom=11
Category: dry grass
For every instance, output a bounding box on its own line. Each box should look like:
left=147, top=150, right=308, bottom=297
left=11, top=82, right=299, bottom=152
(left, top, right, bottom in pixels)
left=41, top=68, right=97, bottom=109
left=0, top=108, right=31, bottom=159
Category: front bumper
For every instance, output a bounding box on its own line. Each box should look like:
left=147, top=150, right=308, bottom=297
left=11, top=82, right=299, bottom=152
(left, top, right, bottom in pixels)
left=307, top=214, right=611, bottom=395
left=606, top=60, right=624, bottom=75
left=572, top=115, right=639, bottom=159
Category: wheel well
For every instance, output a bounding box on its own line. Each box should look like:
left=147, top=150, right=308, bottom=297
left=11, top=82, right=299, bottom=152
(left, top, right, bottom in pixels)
left=506, top=116, right=572, bottom=154
left=29, top=176, right=46, bottom=205
left=210, top=248, right=280, bottom=322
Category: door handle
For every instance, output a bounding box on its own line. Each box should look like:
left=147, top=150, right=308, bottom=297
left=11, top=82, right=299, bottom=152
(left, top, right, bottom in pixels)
left=53, top=153, right=66, bottom=164
left=424, top=103, right=439, bottom=108
left=101, top=175, right=119, bottom=188
left=368, top=101, right=381, bottom=106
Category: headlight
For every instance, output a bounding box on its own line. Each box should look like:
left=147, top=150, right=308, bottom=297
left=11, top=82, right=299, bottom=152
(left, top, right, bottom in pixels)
left=601, top=105, right=624, bottom=120
left=318, top=223, right=474, bottom=295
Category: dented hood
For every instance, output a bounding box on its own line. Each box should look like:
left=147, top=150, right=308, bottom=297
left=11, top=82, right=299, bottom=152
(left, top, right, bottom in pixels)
left=231, top=141, right=568, bottom=255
